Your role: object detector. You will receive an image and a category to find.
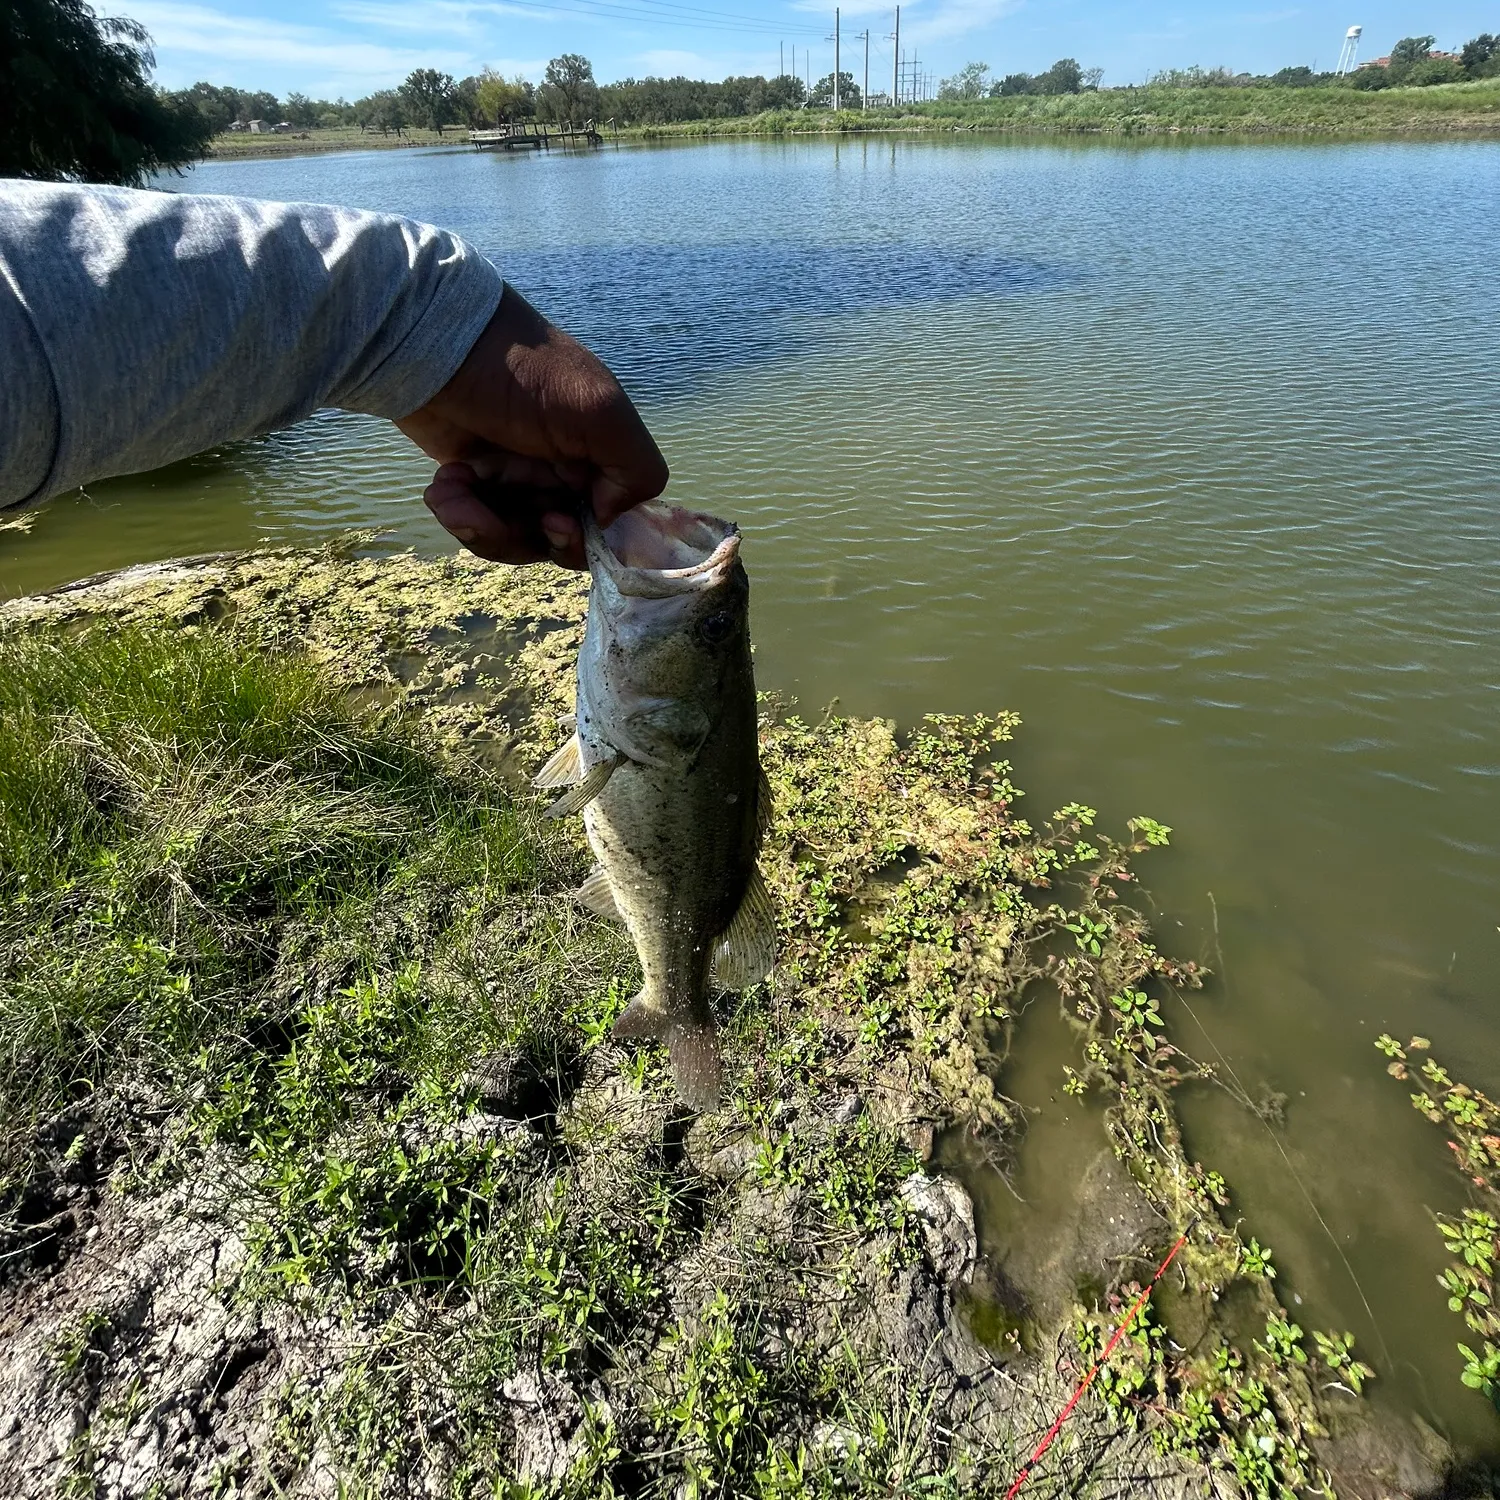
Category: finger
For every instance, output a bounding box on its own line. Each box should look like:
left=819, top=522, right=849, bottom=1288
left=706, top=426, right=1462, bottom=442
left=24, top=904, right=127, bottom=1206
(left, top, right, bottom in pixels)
left=451, top=450, right=573, bottom=491
left=424, top=475, right=552, bottom=566
left=540, top=511, right=585, bottom=570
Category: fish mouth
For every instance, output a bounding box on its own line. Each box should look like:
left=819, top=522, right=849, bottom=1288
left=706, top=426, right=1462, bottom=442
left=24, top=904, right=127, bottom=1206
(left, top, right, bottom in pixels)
left=586, top=502, right=741, bottom=598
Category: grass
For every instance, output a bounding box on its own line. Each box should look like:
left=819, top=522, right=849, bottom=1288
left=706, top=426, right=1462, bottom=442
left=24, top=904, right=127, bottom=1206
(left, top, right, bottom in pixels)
left=204, top=125, right=463, bottom=159
left=0, top=622, right=603, bottom=1277
left=618, top=78, right=1500, bottom=141
left=0, top=577, right=1373, bottom=1496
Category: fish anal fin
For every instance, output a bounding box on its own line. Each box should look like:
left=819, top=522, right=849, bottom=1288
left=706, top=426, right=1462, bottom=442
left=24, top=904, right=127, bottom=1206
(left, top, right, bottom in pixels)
left=612, top=992, right=672, bottom=1042
left=533, top=735, right=583, bottom=789
left=574, top=865, right=622, bottom=922
left=711, top=865, right=777, bottom=991
left=666, top=1021, right=722, bottom=1111
left=544, top=753, right=621, bottom=819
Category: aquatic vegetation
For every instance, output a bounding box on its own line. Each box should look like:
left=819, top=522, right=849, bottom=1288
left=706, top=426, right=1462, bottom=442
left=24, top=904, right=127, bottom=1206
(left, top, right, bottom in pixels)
left=1378, top=1033, right=1500, bottom=1408
left=0, top=546, right=1373, bottom=1495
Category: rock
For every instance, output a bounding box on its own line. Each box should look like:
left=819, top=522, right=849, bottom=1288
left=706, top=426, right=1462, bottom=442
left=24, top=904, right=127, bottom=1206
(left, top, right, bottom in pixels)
left=900, top=1172, right=977, bottom=1285
left=500, top=1370, right=590, bottom=1485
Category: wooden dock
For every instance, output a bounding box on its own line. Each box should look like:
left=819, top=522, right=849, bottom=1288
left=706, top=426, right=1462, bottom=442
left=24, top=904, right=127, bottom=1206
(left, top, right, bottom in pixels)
left=469, top=121, right=603, bottom=151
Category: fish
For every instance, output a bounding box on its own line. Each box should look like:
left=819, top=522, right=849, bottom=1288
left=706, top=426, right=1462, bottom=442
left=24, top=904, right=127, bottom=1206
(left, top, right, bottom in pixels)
left=532, top=500, right=776, bottom=1109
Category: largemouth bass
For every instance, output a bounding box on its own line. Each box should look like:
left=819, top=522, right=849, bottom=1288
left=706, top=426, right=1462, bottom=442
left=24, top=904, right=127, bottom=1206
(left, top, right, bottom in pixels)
left=532, top=501, right=775, bottom=1109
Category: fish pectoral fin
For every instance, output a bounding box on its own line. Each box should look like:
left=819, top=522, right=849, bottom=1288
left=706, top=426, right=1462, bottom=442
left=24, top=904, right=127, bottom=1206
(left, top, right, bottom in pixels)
left=544, top=753, right=622, bottom=819
left=711, top=865, right=777, bottom=991
left=533, top=734, right=584, bottom=789
left=574, top=865, right=622, bottom=922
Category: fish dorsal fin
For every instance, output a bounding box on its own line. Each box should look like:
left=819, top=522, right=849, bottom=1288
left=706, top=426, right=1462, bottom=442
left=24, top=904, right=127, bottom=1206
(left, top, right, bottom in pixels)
left=756, top=764, right=774, bottom=840
left=712, top=866, right=777, bottom=991
left=544, top=754, right=622, bottom=819
left=533, top=735, right=583, bottom=789
left=575, top=865, right=622, bottom=922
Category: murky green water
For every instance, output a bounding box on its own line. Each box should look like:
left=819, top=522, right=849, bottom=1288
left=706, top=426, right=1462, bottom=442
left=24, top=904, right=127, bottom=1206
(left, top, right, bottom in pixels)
left=5, top=135, right=1499, bottom=1460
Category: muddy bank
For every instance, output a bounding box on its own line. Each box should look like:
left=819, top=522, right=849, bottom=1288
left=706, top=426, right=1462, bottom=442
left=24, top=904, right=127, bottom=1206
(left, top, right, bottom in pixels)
left=0, top=542, right=1457, bottom=1497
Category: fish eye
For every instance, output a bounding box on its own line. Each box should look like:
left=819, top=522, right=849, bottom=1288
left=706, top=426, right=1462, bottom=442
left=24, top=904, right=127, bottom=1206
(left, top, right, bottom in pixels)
left=697, top=609, right=736, bottom=646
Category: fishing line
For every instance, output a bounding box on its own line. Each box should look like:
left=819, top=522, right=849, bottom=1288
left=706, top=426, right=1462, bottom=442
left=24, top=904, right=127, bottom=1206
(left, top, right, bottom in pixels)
left=1171, top=892, right=1391, bottom=1369
left=1002, top=1225, right=1193, bottom=1500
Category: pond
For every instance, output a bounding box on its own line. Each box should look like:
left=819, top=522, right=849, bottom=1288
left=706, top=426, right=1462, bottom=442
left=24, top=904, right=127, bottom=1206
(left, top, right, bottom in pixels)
left=5, top=132, right=1499, bottom=1460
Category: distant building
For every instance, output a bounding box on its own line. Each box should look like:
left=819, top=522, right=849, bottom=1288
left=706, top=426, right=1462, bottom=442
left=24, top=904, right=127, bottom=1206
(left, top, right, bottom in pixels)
left=227, top=120, right=247, bottom=132
left=1367, top=49, right=1461, bottom=67
left=271, top=122, right=294, bottom=133
left=248, top=119, right=266, bottom=133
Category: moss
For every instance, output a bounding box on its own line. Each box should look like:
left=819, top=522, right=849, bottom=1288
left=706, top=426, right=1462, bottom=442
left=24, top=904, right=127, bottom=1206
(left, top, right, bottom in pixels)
left=0, top=543, right=1367, bottom=1497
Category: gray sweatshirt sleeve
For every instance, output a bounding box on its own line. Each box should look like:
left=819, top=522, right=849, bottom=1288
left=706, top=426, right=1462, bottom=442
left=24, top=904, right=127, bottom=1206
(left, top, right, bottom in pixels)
left=0, top=180, right=505, bottom=509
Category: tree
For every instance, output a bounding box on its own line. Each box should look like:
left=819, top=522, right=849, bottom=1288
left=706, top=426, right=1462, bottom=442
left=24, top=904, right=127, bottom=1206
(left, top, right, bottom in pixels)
left=1034, top=57, right=1083, bottom=94
left=475, top=68, right=535, bottom=123
left=810, top=70, right=860, bottom=108
left=1270, top=65, right=1316, bottom=86
left=938, top=60, right=990, bottom=100
left=1461, top=33, right=1499, bottom=76
left=758, top=73, right=806, bottom=110
left=452, top=75, right=482, bottom=128
left=1390, top=35, right=1435, bottom=66
left=1, top=0, right=215, bottom=183
left=283, top=91, right=317, bottom=128
left=357, top=89, right=408, bottom=136
left=994, top=72, right=1032, bottom=95
left=540, top=53, right=598, bottom=121
left=400, top=68, right=457, bottom=132
left=238, top=90, right=280, bottom=123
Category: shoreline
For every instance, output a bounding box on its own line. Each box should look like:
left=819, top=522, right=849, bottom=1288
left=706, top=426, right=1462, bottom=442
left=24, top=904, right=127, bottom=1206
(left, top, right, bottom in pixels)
left=204, top=82, right=1500, bottom=162
left=0, top=541, right=1436, bottom=1497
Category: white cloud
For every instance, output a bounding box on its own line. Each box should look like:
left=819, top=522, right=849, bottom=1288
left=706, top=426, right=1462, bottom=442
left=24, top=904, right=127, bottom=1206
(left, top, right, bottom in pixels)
left=117, top=0, right=484, bottom=90
left=792, top=0, right=1021, bottom=42
left=906, top=0, right=1023, bottom=44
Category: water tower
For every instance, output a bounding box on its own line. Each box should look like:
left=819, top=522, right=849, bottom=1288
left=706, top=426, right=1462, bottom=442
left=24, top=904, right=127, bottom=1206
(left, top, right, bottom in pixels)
left=1336, top=25, right=1362, bottom=75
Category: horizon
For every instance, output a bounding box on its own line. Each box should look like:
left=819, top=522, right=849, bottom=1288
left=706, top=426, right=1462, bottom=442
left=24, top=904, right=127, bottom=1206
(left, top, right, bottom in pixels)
left=114, top=0, right=1497, bottom=102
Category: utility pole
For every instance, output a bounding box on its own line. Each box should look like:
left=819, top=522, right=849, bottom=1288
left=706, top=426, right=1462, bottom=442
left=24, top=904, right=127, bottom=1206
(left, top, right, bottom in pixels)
left=858, top=28, right=869, bottom=108
left=780, top=41, right=784, bottom=77
left=834, top=8, right=841, bottom=111
left=891, top=5, right=900, bottom=103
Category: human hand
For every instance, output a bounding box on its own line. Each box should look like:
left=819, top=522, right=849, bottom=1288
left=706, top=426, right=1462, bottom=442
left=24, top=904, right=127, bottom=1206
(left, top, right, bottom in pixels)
left=395, top=284, right=668, bottom=568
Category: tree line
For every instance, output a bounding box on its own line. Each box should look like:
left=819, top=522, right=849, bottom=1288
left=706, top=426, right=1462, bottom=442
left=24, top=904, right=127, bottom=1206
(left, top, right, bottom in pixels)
left=7, top=0, right=1500, bottom=188
left=163, top=57, right=851, bottom=136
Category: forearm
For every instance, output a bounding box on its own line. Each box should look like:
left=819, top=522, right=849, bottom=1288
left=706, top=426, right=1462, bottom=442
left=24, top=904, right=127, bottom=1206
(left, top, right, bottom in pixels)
left=0, top=181, right=504, bottom=508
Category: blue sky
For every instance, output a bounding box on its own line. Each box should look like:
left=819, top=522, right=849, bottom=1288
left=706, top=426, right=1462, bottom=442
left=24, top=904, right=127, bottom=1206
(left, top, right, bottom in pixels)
left=117, top=0, right=1496, bottom=99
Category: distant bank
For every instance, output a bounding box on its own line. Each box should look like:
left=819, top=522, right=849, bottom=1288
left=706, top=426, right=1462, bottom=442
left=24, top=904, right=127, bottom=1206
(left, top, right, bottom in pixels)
left=206, top=78, right=1500, bottom=162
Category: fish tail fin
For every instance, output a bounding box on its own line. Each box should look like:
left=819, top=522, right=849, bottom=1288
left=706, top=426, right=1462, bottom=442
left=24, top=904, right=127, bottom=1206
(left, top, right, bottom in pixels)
left=610, top=993, right=722, bottom=1111
left=666, top=1021, right=722, bottom=1112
